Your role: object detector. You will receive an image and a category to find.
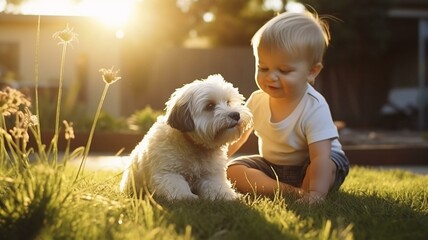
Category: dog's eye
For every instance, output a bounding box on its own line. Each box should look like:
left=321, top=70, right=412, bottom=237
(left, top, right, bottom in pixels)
left=226, top=100, right=231, bottom=106
left=205, top=103, right=215, bottom=111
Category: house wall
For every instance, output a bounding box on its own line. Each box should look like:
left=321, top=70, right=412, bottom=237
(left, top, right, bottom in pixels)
left=2, top=12, right=425, bottom=129
left=121, top=47, right=258, bottom=115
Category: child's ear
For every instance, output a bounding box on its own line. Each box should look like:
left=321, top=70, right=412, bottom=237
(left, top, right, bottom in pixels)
left=308, top=63, right=323, bottom=83
left=310, top=62, right=323, bottom=78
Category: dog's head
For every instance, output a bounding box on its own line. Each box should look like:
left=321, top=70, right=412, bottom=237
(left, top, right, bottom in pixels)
left=165, top=74, right=253, bottom=149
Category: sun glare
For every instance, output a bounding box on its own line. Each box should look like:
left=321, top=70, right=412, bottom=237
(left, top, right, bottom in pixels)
left=263, top=0, right=283, bottom=12
left=19, top=0, right=135, bottom=29
left=0, top=0, right=6, bottom=12
left=202, top=12, right=215, bottom=23
left=285, top=1, right=306, bottom=13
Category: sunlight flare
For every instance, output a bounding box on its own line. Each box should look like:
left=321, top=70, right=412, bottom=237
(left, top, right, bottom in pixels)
left=285, top=1, right=306, bottom=13
left=203, top=12, right=215, bottom=23
left=19, top=0, right=136, bottom=29
left=263, top=0, right=283, bottom=12
left=0, top=0, right=6, bottom=12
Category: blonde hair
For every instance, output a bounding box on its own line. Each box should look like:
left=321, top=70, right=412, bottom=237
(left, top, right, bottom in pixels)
left=251, top=11, right=330, bottom=66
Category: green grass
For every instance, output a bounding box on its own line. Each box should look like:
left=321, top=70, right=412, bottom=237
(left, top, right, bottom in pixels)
left=0, top=164, right=427, bottom=240
left=6, top=19, right=426, bottom=240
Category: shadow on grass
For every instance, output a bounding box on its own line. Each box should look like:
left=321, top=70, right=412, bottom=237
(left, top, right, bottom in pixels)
left=287, top=191, right=428, bottom=240
left=162, top=199, right=294, bottom=240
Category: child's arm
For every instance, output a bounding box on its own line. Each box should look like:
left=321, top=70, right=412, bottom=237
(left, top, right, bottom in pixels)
left=301, top=139, right=336, bottom=204
left=227, top=127, right=253, bottom=157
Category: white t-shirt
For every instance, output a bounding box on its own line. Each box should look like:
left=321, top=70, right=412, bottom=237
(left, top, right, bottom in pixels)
left=247, top=84, right=343, bottom=166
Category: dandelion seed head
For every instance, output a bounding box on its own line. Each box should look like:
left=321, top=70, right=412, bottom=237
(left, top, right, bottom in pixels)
left=53, top=25, right=79, bottom=46
left=99, top=67, right=122, bottom=85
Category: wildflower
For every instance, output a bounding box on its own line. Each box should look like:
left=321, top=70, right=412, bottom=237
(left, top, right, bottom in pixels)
left=9, top=126, right=29, bottom=143
left=75, top=67, right=121, bottom=182
left=7, top=108, right=35, bottom=144
left=63, top=120, right=75, bottom=140
left=21, top=107, right=38, bottom=128
left=30, top=115, right=39, bottom=126
left=99, top=67, right=122, bottom=85
left=0, top=87, right=31, bottom=117
left=52, top=25, right=78, bottom=46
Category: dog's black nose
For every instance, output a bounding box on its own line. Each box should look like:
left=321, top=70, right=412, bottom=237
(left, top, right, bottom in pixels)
left=228, top=112, right=240, bottom=121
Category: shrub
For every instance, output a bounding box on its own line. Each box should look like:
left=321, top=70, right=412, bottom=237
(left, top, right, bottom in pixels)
left=127, top=106, right=163, bottom=133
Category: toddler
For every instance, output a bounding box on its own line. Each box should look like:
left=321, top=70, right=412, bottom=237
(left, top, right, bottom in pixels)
left=227, top=11, right=349, bottom=205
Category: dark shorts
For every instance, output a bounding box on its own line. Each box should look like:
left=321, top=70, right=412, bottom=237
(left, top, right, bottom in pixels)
left=227, top=151, right=349, bottom=192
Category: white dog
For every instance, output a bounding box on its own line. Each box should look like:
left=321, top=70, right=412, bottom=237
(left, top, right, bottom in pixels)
left=120, top=74, right=253, bottom=201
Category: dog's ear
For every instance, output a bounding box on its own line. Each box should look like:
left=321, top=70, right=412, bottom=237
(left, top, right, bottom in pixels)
left=166, top=102, right=195, bottom=132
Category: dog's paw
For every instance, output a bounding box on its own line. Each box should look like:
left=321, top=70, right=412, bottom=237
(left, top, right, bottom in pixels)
left=172, top=192, right=199, bottom=201
left=202, top=187, right=239, bottom=201
left=219, top=189, right=239, bottom=201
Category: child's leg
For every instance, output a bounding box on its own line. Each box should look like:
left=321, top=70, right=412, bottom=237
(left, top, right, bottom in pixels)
left=227, top=164, right=301, bottom=197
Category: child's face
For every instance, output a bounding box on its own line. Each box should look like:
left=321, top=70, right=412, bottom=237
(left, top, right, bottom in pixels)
left=256, top=47, right=319, bottom=100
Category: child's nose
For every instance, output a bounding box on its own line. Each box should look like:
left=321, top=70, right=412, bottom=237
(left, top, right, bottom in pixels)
left=268, top=71, right=279, bottom=81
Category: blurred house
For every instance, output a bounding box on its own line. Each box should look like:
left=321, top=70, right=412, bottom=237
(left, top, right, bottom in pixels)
left=120, top=46, right=257, bottom=116
left=384, top=0, right=428, bottom=129
left=0, top=14, right=122, bottom=116
left=0, top=13, right=255, bottom=121
left=1, top=0, right=428, bottom=131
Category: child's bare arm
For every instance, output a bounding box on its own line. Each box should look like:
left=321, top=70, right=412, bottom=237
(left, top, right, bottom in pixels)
left=301, top=139, right=336, bottom=204
left=227, top=127, right=253, bottom=157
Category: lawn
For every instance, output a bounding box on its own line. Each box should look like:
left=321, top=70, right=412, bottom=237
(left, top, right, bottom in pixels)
left=1, top=16, right=426, bottom=240
left=0, top=162, right=427, bottom=240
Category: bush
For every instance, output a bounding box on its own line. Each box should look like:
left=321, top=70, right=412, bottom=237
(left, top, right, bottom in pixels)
left=127, top=106, right=163, bottom=133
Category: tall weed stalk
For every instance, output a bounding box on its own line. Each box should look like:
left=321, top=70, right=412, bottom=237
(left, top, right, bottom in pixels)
left=74, top=67, right=121, bottom=182
left=51, top=25, right=78, bottom=164
left=0, top=17, right=122, bottom=236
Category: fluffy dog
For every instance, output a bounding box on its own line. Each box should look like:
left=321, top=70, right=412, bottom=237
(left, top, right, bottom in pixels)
left=120, top=74, right=253, bottom=201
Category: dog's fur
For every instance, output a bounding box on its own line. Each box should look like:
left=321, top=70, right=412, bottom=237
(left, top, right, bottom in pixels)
left=119, top=74, right=253, bottom=201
